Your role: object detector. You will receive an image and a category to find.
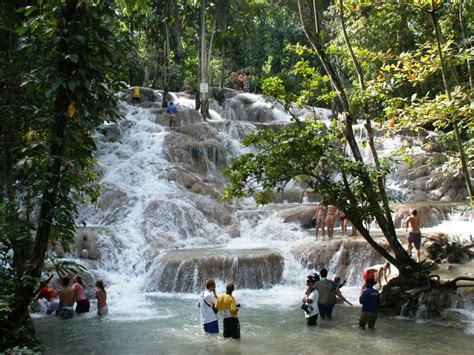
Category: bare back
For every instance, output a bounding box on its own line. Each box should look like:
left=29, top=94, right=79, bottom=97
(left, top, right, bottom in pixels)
left=58, top=287, right=75, bottom=307
left=405, top=215, right=421, bottom=232
left=96, top=289, right=107, bottom=308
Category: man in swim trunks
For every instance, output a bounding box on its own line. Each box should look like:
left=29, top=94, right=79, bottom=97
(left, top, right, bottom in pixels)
left=404, top=209, right=422, bottom=262
left=57, top=277, right=75, bottom=319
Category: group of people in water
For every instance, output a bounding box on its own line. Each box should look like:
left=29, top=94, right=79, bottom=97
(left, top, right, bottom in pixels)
left=199, top=265, right=387, bottom=338
left=35, top=275, right=107, bottom=319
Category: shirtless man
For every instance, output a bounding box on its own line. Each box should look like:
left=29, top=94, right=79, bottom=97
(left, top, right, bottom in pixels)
left=315, top=204, right=327, bottom=239
left=325, top=205, right=338, bottom=240
left=404, top=209, right=422, bottom=262
left=57, top=277, right=75, bottom=319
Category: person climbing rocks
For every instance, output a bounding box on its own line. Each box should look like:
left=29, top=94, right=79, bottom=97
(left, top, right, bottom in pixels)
left=57, top=277, right=75, bottom=319
left=216, top=283, right=240, bottom=339
left=132, top=85, right=141, bottom=107
left=199, top=279, right=219, bottom=334
left=95, top=280, right=108, bottom=317
left=315, top=268, right=335, bottom=320
left=166, top=102, right=178, bottom=132
left=359, top=279, right=380, bottom=330
left=302, top=275, right=319, bottom=326
left=404, top=209, right=422, bottom=262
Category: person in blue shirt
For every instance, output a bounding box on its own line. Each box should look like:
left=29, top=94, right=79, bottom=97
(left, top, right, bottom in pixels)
left=359, top=279, right=380, bottom=330
left=166, top=102, right=178, bottom=132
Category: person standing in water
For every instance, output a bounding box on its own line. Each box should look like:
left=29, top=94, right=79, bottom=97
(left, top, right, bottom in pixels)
left=216, top=283, right=240, bottom=339
left=57, top=277, right=75, bottom=319
left=315, top=204, right=327, bottom=239
left=404, top=209, right=422, bottom=262
left=95, top=280, right=108, bottom=317
left=72, top=275, right=90, bottom=314
left=315, top=268, right=335, bottom=320
left=302, top=275, right=319, bottom=326
left=325, top=205, right=338, bottom=239
left=166, top=102, right=178, bottom=132
left=359, top=279, right=380, bottom=330
left=199, top=279, right=219, bottom=334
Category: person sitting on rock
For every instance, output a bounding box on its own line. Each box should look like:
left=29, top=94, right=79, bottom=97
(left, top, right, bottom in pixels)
left=404, top=209, right=422, bottom=262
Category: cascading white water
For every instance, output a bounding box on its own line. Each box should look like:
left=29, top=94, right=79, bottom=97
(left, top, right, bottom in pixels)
left=70, top=90, right=473, bottom=329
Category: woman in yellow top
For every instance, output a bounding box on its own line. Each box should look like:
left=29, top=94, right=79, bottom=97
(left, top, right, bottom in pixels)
left=215, top=283, right=240, bottom=339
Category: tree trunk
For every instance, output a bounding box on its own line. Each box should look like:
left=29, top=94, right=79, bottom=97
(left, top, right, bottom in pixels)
left=298, top=0, right=417, bottom=273
left=220, top=47, right=226, bottom=89
left=458, top=0, right=473, bottom=93
left=199, top=0, right=209, bottom=119
left=428, top=3, right=474, bottom=207
left=8, top=0, right=81, bottom=330
left=338, top=0, right=400, bottom=243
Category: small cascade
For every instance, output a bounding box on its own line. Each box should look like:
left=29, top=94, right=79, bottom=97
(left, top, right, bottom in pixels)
left=146, top=248, right=284, bottom=292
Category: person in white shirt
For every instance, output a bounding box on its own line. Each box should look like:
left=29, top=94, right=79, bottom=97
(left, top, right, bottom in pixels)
left=199, top=279, right=219, bottom=334
left=302, top=275, right=319, bottom=326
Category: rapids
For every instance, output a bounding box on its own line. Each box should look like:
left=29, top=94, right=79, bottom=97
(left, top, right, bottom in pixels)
left=34, top=90, right=474, bottom=353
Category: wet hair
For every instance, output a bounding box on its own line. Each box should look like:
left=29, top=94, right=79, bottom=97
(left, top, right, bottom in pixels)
left=226, top=283, right=235, bottom=295
left=74, top=275, right=84, bottom=288
left=320, top=269, right=328, bottom=278
left=411, top=209, right=417, bottom=216
left=61, top=277, right=70, bottom=287
left=334, top=276, right=341, bottom=284
left=95, top=280, right=105, bottom=289
left=366, top=279, right=376, bottom=288
left=206, top=279, right=216, bottom=290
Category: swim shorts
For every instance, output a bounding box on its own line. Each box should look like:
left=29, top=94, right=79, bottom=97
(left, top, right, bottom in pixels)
left=98, top=305, right=108, bottom=316
left=408, top=232, right=422, bottom=249
left=223, top=317, right=240, bottom=339
left=203, top=320, right=219, bottom=334
left=76, top=299, right=90, bottom=313
left=60, top=307, right=74, bottom=320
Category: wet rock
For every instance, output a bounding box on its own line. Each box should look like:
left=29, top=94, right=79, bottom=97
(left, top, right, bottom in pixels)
left=146, top=248, right=284, bottom=292
left=278, top=205, right=318, bottom=228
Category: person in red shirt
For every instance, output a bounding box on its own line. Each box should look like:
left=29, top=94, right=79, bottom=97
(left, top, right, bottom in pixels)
left=35, top=279, right=59, bottom=314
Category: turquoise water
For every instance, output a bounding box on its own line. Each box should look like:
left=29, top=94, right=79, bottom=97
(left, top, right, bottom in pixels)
left=34, top=292, right=473, bottom=355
